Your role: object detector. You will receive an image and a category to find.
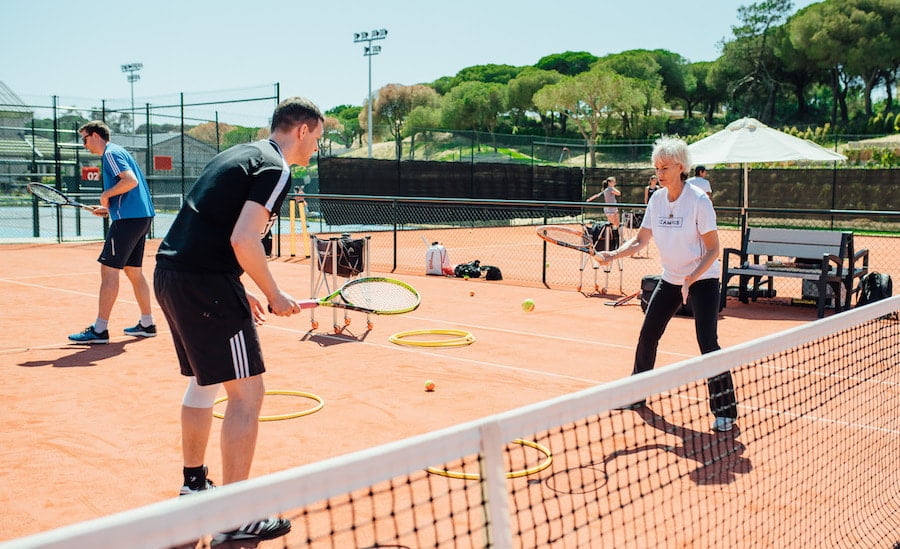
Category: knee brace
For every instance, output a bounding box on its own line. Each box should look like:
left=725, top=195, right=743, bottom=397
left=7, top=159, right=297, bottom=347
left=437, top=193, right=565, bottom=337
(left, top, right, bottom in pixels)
left=182, top=378, right=222, bottom=408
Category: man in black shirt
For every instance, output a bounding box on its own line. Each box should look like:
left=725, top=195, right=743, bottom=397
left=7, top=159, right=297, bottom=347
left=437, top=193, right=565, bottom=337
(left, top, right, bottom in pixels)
left=154, top=96, right=323, bottom=544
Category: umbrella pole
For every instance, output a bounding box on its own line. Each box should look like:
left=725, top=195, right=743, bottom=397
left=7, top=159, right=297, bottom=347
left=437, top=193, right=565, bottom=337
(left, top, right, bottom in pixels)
left=739, top=164, right=749, bottom=236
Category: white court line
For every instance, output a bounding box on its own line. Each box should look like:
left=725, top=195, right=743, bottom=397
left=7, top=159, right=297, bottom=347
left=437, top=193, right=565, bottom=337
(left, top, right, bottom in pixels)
left=0, top=271, right=96, bottom=281
left=400, top=312, right=696, bottom=359
left=658, top=390, right=900, bottom=436
left=0, top=278, right=137, bottom=305
left=264, top=323, right=606, bottom=385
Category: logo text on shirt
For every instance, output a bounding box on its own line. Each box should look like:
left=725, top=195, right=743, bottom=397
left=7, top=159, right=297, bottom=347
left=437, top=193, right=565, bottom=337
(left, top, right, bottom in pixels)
left=657, top=216, right=684, bottom=228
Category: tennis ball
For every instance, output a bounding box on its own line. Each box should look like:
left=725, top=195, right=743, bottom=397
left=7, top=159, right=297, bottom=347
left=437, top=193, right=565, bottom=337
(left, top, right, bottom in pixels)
left=425, top=380, right=436, bottom=392
left=469, top=290, right=475, bottom=297
left=522, top=298, right=535, bottom=312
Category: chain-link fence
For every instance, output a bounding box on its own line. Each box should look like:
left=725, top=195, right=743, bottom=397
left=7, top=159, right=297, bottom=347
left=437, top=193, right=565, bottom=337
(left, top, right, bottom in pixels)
left=287, top=194, right=900, bottom=308
left=0, top=86, right=280, bottom=241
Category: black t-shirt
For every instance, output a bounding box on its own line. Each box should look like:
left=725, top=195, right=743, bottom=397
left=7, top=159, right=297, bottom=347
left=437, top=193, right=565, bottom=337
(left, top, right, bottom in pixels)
left=156, top=140, right=291, bottom=275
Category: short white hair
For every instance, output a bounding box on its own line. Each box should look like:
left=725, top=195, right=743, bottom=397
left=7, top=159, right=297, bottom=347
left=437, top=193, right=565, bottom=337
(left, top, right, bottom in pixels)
left=651, top=136, right=691, bottom=177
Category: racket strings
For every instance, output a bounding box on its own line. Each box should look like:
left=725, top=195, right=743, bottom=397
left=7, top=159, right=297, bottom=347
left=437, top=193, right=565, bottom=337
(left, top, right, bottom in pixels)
left=539, top=226, right=592, bottom=248
left=340, top=280, right=419, bottom=312
left=27, top=184, right=69, bottom=205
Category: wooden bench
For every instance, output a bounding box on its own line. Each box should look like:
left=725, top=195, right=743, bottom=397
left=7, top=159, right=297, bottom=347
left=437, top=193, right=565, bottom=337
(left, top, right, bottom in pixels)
left=720, top=228, right=869, bottom=318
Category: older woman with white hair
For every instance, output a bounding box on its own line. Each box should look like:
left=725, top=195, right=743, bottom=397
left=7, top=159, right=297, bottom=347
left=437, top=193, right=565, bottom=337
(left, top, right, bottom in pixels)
left=597, top=136, right=737, bottom=432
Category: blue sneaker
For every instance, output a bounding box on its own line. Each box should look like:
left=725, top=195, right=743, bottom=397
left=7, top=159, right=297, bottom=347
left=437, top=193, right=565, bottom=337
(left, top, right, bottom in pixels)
left=123, top=322, right=157, bottom=337
left=68, top=325, right=109, bottom=344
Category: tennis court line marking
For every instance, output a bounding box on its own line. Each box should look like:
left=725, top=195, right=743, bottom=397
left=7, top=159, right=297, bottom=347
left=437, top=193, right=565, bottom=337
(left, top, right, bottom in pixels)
left=0, top=271, right=96, bottom=281
left=0, top=277, right=106, bottom=300
left=401, top=313, right=696, bottom=359
left=263, top=323, right=607, bottom=386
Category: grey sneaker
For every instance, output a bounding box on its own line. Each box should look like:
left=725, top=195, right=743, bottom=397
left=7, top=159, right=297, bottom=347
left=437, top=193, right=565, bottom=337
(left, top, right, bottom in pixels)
left=712, top=417, right=735, bottom=432
left=124, top=322, right=157, bottom=337
left=68, top=325, right=109, bottom=344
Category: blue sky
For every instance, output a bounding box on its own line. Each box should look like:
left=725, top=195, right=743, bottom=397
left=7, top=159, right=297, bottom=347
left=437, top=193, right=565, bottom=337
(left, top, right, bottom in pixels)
left=2, top=0, right=820, bottom=124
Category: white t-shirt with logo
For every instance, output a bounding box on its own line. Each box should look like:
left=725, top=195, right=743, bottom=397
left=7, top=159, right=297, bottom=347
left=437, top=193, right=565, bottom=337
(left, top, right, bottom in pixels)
left=640, top=184, right=720, bottom=285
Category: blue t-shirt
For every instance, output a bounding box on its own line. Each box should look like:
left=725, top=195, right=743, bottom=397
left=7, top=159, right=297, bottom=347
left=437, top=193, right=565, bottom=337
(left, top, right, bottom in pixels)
left=102, top=143, right=154, bottom=220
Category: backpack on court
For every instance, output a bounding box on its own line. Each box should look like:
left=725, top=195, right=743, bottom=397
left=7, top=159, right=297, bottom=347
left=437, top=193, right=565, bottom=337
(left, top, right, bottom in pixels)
left=481, top=265, right=503, bottom=280
left=856, top=272, right=892, bottom=308
left=454, top=260, right=482, bottom=278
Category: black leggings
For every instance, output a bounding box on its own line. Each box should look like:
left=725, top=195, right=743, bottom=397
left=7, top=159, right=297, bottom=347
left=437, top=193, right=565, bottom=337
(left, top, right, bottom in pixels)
left=633, top=277, right=737, bottom=419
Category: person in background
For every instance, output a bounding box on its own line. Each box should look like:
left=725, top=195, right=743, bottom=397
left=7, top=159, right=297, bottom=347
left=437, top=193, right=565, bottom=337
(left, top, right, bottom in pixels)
left=587, top=176, right=623, bottom=251
left=587, top=176, right=622, bottom=230
left=154, top=96, right=324, bottom=545
left=69, top=120, right=156, bottom=344
left=644, top=174, right=661, bottom=204
left=686, top=165, right=712, bottom=201
left=596, top=137, right=737, bottom=433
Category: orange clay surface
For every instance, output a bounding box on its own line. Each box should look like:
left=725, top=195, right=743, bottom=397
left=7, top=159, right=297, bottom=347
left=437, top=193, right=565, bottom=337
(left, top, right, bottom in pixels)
left=0, top=237, right=847, bottom=542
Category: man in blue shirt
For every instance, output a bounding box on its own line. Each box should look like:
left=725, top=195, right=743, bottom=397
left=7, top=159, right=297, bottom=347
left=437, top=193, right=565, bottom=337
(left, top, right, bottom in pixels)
left=69, top=120, right=156, bottom=343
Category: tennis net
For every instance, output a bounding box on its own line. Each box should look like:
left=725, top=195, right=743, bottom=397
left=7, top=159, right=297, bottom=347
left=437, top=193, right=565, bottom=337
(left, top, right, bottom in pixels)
left=5, top=297, right=899, bottom=549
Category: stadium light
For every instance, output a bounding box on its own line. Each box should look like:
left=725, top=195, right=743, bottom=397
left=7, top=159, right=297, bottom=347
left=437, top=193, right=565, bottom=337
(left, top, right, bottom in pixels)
left=120, top=62, right=143, bottom=134
left=353, top=29, right=388, bottom=158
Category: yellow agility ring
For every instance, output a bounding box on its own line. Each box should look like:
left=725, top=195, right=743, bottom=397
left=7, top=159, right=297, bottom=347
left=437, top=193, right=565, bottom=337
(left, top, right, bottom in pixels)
left=426, top=439, right=553, bottom=480
left=213, top=390, right=324, bottom=422
left=389, top=329, right=475, bottom=347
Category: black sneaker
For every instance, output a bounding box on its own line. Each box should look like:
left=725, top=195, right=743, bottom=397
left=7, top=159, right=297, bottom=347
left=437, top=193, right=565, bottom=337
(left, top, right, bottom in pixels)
left=179, top=466, right=216, bottom=496
left=124, top=322, right=157, bottom=337
left=68, top=325, right=109, bottom=344
left=211, top=517, right=292, bottom=546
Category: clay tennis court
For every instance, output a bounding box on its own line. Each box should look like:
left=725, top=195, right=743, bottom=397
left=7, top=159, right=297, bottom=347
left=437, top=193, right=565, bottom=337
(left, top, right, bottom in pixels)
left=0, top=233, right=895, bottom=547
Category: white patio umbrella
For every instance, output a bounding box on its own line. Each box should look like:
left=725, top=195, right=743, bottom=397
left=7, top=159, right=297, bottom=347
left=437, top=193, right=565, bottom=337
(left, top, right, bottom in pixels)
left=687, top=117, right=846, bottom=228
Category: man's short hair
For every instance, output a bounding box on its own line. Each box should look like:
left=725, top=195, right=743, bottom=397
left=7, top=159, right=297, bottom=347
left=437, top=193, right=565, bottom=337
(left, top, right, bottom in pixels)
left=694, top=165, right=707, bottom=176
left=78, top=120, right=111, bottom=141
left=270, top=96, right=324, bottom=133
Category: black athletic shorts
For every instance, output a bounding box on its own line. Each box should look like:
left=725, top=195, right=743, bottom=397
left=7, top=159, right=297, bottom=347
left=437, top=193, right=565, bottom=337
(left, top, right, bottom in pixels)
left=153, top=268, right=265, bottom=386
left=98, top=217, right=152, bottom=269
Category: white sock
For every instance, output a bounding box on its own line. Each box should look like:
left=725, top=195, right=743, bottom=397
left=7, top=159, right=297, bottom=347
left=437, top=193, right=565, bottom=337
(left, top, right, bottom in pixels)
left=94, top=318, right=109, bottom=333
left=140, top=314, right=154, bottom=327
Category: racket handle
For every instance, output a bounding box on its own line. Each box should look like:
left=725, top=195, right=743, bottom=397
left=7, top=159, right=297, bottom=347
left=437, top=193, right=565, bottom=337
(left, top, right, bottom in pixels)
left=267, top=300, right=319, bottom=313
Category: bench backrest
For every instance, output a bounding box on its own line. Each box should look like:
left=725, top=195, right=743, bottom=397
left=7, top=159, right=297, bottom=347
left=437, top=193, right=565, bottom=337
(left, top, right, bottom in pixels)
left=743, top=228, right=851, bottom=260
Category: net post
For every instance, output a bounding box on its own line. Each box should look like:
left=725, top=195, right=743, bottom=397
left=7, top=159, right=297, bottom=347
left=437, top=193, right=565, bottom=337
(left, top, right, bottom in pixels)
left=479, top=421, right=513, bottom=549
left=289, top=199, right=296, bottom=257
left=299, top=199, right=311, bottom=258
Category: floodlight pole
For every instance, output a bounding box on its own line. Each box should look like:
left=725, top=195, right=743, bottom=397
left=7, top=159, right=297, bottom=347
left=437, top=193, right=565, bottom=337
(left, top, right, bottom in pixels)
left=121, top=62, right=143, bottom=134
left=353, top=29, right=387, bottom=159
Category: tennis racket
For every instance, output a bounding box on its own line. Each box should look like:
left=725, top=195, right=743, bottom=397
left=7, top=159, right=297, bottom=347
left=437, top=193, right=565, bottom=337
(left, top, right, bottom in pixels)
left=536, top=225, right=596, bottom=256
left=26, top=182, right=105, bottom=215
left=284, top=277, right=420, bottom=315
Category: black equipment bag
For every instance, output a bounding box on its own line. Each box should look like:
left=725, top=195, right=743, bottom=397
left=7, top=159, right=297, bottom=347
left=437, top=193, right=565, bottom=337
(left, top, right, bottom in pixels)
left=641, top=274, right=692, bottom=317
left=586, top=222, right=620, bottom=252
left=481, top=265, right=503, bottom=280
left=856, top=272, right=892, bottom=307
left=454, top=260, right=482, bottom=278
left=640, top=275, right=660, bottom=312
left=315, top=235, right=365, bottom=277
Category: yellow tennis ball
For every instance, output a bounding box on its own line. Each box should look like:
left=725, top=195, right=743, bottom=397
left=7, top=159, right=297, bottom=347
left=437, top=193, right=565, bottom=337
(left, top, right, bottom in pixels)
left=469, top=291, right=475, bottom=297
left=522, top=298, right=535, bottom=312
left=424, top=380, right=436, bottom=392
